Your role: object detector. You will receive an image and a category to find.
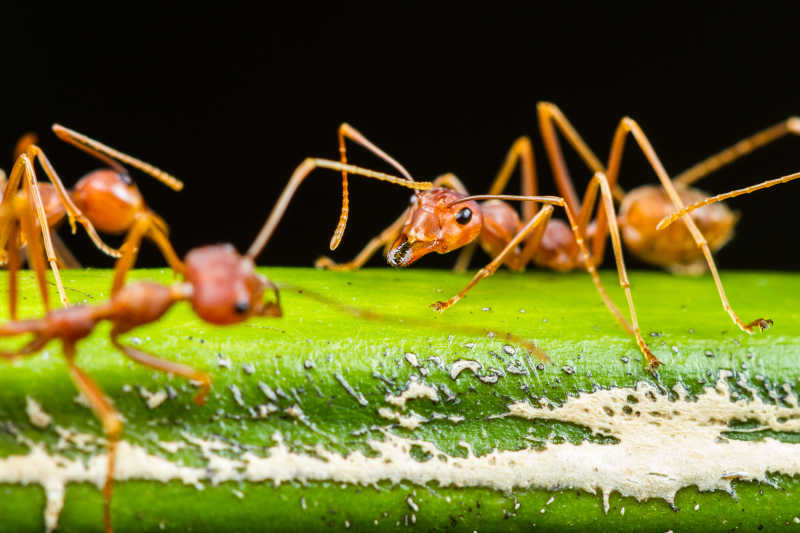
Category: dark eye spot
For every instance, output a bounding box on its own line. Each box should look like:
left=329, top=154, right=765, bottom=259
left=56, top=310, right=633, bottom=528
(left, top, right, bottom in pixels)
left=234, top=300, right=250, bottom=314
left=455, top=207, right=472, bottom=225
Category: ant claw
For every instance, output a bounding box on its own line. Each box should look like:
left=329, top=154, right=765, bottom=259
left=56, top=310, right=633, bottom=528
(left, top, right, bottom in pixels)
left=431, top=301, right=448, bottom=312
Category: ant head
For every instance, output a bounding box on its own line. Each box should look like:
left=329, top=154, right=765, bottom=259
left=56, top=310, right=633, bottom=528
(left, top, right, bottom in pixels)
left=72, top=169, right=144, bottom=234
left=387, top=188, right=482, bottom=267
left=184, top=244, right=279, bottom=325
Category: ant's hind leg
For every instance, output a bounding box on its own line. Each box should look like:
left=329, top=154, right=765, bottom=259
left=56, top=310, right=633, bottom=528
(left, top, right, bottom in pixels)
left=605, top=117, right=770, bottom=334
left=62, top=342, right=122, bottom=533
left=110, top=333, right=211, bottom=404
left=675, top=116, right=800, bottom=187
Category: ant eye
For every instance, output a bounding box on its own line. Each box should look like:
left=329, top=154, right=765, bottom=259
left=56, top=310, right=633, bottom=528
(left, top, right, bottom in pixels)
left=409, top=194, right=418, bottom=205
left=455, top=207, right=472, bottom=225
left=234, top=300, right=250, bottom=314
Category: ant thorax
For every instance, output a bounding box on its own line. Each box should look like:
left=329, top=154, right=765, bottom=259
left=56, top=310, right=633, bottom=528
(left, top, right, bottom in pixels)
left=388, top=188, right=482, bottom=267
left=71, top=169, right=145, bottom=234
left=183, top=244, right=265, bottom=325
left=619, top=185, right=738, bottom=270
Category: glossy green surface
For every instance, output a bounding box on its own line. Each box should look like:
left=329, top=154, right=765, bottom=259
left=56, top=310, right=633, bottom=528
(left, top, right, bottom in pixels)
left=0, top=268, right=797, bottom=532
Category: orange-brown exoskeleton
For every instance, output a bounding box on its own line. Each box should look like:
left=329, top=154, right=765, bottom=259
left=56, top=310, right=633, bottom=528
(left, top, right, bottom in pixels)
left=0, top=156, right=433, bottom=533
left=0, top=125, right=184, bottom=317
left=319, top=105, right=787, bottom=338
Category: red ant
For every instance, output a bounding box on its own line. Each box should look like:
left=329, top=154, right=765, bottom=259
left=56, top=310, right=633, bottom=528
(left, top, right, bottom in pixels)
left=0, top=125, right=184, bottom=318
left=319, top=107, right=789, bottom=360
left=0, top=154, right=432, bottom=533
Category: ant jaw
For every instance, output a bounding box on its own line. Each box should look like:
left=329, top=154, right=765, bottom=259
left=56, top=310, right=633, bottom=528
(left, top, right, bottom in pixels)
left=387, top=237, right=437, bottom=267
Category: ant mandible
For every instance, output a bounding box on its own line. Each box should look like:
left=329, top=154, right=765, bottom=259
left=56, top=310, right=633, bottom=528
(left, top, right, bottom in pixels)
left=0, top=155, right=431, bottom=533
left=0, top=125, right=184, bottom=318
left=319, top=105, right=787, bottom=336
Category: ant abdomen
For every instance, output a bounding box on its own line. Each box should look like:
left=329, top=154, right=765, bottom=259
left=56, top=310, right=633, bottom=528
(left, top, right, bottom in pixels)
left=71, top=169, right=145, bottom=234
left=619, top=185, right=737, bottom=270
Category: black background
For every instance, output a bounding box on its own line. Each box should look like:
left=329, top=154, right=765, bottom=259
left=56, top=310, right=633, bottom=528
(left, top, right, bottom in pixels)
left=2, top=4, right=798, bottom=271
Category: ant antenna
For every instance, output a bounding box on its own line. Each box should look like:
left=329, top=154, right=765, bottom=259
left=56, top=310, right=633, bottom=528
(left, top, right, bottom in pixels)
left=52, top=124, right=184, bottom=191
left=246, top=158, right=431, bottom=260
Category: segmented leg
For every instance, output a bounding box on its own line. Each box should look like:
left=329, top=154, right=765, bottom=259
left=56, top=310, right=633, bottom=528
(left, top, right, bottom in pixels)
left=453, top=137, right=537, bottom=273
left=20, top=154, right=69, bottom=306
left=23, top=144, right=120, bottom=258
left=62, top=342, right=122, bottom=533
left=110, top=332, right=211, bottom=404
left=598, top=117, right=769, bottom=333
left=658, top=170, right=800, bottom=229
left=432, top=204, right=556, bottom=312
left=674, top=117, right=800, bottom=186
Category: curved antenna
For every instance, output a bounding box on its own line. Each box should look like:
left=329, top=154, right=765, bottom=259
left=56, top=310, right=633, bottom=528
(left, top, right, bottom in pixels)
left=246, top=158, right=432, bottom=260
left=657, top=170, right=800, bottom=230
left=52, top=124, right=184, bottom=191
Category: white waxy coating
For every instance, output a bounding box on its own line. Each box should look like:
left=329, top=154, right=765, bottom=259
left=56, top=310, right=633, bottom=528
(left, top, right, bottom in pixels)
left=25, top=397, right=52, bottom=429
left=384, top=378, right=440, bottom=409
left=5, top=373, right=800, bottom=531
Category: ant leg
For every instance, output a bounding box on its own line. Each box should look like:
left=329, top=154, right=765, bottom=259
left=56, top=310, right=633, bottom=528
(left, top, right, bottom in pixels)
left=0, top=334, right=49, bottom=360
left=6, top=223, right=21, bottom=321
left=20, top=155, right=69, bottom=306
left=451, top=193, right=635, bottom=337
left=25, top=145, right=121, bottom=258
left=52, top=124, right=183, bottom=191
left=110, top=332, right=211, bottom=404
left=587, top=173, right=660, bottom=369
left=62, top=342, right=122, bottom=533
left=659, top=170, right=800, bottom=229
left=52, top=233, right=82, bottom=269
left=675, top=117, right=800, bottom=187
left=317, top=173, right=465, bottom=271
left=111, top=217, right=152, bottom=295
left=604, top=118, right=770, bottom=333
left=537, top=102, right=615, bottom=208
left=13, top=133, right=38, bottom=161
left=432, top=205, right=556, bottom=312
left=17, top=185, right=54, bottom=311
left=0, top=156, right=28, bottom=253
left=454, top=138, right=538, bottom=274
left=247, top=158, right=431, bottom=260
left=144, top=214, right=185, bottom=275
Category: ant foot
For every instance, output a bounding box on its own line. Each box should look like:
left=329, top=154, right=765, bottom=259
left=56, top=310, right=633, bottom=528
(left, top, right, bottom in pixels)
left=192, top=375, right=212, bottom=405
left=431, top=301, right=451, bottom=312
left=744, top=318, right=773, bottom=332
left=646, top=357, right=663, bottom=374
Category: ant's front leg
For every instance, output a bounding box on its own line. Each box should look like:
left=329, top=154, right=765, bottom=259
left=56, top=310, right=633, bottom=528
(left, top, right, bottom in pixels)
left=432, top=205, right=555, bottom=312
